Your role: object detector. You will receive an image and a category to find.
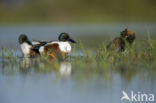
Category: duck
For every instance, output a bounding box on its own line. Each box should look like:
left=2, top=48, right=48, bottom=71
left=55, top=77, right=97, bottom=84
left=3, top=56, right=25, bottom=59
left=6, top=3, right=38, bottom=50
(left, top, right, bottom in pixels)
left=35, top=32, right=76, bottom=59
left=18, top=32, right=76, bottom=58
left=107, top=28, right=135, bottom=52
left=18, top=34, right=40, bottom=57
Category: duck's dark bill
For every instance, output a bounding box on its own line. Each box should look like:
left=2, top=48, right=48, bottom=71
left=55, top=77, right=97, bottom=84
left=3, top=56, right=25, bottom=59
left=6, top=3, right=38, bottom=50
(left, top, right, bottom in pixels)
left=69, top=38, right=76, bottom=43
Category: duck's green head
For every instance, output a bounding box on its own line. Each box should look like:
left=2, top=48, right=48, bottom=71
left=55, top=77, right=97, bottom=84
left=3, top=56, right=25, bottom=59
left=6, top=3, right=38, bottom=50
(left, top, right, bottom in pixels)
left=58, top=32, right=76, bottom=43
left=18, top=34, right=29, bottom=44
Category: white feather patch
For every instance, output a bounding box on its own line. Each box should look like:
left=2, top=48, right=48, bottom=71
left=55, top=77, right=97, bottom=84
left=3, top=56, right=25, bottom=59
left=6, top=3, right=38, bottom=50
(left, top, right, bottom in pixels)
left=32, top=41, right=41, bottom=45
left=47, top=41, right=72, bottom=53
left=39, top=46, right=44, bottom=53
left=20, top=42, right=32, bottom=57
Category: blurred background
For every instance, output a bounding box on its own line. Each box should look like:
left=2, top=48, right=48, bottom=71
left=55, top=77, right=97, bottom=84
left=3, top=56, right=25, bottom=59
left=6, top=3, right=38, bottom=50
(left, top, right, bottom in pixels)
left=0, top=0, right=156, bottom=24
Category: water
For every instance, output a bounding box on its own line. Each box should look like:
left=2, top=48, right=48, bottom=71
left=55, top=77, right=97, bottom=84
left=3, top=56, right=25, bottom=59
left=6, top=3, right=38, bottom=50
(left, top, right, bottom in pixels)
left=0, top=24, right=156, bottom=103
left=0, top=24, right=156, bottom=49
left=0, top=58, right=156, bottom=103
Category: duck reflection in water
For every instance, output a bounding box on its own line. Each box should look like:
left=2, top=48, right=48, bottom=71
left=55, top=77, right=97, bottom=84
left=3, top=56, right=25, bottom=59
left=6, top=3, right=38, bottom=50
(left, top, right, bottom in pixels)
left=19, top=57, right=72, bottom=76
left=59, top=62, right=72, bottom=77
left=20, top=58, right=32, bottom=69
left=19, top=58, right=32, bottom=73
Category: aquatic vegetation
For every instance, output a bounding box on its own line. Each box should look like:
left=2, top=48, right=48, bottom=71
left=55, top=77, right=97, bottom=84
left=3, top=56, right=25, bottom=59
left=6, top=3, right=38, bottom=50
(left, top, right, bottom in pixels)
left=1, top=47, right=16, bottom=61
left=0, top=32, right=155, bottom=78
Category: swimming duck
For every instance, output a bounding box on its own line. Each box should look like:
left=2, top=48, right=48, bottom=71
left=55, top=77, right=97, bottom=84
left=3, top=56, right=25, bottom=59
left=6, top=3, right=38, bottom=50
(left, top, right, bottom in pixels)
left=37, top=32, right=76, bottom=59
left=18, top=33, right=76, bottom=58
left=18, top=34, right=42, bottom=57
left=107, top=28, right=135, bottom=52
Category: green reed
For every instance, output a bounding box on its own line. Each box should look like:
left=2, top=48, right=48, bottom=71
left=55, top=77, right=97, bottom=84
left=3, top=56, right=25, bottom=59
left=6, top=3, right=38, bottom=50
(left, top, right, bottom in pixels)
left=0, top=32, right=155, bottom=73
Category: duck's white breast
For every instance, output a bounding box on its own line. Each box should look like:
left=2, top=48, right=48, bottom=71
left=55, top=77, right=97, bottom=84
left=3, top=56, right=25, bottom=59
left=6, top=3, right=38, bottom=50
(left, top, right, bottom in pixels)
left=20, top=42, right=32, bottom=56
left=48, top=41, right=71, bottom=53
left=59, top=42, right=71, bottom=53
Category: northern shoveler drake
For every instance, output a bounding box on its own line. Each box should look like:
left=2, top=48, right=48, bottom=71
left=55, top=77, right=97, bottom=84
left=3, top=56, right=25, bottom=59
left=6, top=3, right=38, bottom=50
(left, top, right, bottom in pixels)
left=19, top=33, right=76, bottom=58
left=107, top=28, right=135, bottom=52
left=36, top=32, right=76, bottom=59
left=18, top=34, right=42, bottom=57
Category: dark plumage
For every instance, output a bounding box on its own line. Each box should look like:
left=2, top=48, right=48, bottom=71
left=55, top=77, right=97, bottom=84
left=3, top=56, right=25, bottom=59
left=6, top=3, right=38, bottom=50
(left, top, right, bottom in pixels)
left=107, top=28, right=135, bottom=52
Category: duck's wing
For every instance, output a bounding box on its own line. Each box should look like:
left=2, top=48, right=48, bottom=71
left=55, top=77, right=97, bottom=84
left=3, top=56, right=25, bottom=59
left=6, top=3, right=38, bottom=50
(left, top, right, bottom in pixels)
left=31, top=45, right=41, bottom=54
left=30, top=41, right=46, bottom=54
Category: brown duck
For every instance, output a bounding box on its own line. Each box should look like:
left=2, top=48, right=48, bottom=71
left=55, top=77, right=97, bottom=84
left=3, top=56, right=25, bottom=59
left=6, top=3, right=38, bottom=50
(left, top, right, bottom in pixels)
left=107, top=28, right=135, bottom=52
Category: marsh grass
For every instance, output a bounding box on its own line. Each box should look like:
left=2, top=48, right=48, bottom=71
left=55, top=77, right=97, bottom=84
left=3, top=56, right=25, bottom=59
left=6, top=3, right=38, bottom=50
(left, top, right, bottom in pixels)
left=1, top=47, right=17, bottom=61
left=0, top=32, right=155, bottom=76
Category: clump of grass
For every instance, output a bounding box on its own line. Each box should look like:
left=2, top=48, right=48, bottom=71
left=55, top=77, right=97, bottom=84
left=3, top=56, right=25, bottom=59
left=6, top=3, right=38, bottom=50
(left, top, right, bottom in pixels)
left=95, top=31, right=155, bottom=71
left=1, top=46, right=5, bottom=59
left=146, top=28, right=154, bottom=49
left=5, top=49, right=16, bottom=61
